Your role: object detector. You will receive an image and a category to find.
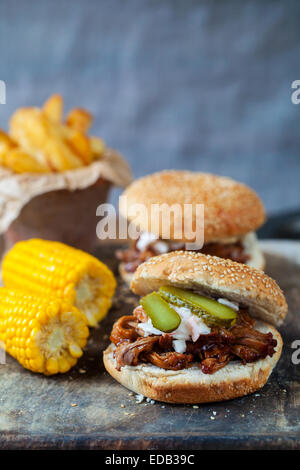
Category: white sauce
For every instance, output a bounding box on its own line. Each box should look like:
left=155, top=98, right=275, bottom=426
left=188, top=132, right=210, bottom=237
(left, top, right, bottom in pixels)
left=217, top=298, right=239, bottom=311
left=137, top=318, right=162, bottom=336
left=173, top=339, right=186, bottom=354
left=241, top=232, right=264, bottom=269
left=136, top=231, right=183, bottom=253
left=242, top=232, right=256, bottom=255
left=138, top=303, right=211, bottom=353
left=153, top=241, right=169, bottom=254
left=136, top=232, right=159, bottom=251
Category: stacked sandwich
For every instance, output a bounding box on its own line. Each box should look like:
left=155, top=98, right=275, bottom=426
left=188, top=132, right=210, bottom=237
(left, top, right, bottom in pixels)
left=106, top=170, right=288, bottom=404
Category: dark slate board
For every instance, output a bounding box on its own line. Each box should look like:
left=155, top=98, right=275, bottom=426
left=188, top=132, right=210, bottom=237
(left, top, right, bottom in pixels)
left=0, top=244, right=299, bottom=450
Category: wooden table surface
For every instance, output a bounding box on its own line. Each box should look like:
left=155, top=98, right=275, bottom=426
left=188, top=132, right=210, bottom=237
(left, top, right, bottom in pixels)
left=0, top=241, right=299, bottom=450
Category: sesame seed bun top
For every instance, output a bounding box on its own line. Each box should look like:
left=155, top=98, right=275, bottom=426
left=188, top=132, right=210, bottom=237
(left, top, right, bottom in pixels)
left=119, top=170, right=265, bottom=243
left=130, top=251, right=287, bottom=326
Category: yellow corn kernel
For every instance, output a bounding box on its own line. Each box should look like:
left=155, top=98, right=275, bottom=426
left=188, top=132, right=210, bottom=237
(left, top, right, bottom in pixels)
left=0, top=287, right=89, bottom=375
left=68, top=342, right=83, bottom=358
left=46, top=357, right=59, bottom=375
left=2, top=239, right=116, bottom=327
left=58, top=357, right=70, bottom=373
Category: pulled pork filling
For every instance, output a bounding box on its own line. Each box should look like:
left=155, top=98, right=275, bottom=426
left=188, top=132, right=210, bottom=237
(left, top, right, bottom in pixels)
left=116, top=236, right=250, bottom=273
left=110, top=306, right=277, bottom=374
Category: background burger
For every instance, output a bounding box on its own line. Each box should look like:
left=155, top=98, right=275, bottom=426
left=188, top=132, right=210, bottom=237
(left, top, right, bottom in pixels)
left=104, top=251, right=287, bottom=404
left=116, top=170, right=266, bottom=285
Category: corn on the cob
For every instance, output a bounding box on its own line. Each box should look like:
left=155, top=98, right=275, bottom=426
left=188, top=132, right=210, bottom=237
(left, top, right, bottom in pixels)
left=2, top=239, right=116, bottom=327
left=0, top=287, right=89, bottom=375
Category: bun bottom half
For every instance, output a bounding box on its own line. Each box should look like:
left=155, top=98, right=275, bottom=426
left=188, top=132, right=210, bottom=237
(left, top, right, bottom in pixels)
left=103, top=322, right=282, bottom=404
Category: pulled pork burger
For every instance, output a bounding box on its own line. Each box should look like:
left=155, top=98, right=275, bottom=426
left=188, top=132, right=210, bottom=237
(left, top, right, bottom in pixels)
left=116, top=170, right=266, bottom=284
left=104, top=251, right=287, bottom=404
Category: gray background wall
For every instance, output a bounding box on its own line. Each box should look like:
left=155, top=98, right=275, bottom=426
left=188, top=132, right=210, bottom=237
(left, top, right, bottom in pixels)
left=0, top=0, right=299, bottom=214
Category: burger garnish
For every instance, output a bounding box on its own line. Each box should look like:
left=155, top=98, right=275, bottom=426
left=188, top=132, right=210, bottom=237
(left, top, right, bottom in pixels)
left=158, top=286, right=237, bottom=327
left=110, top=287, right=277, bottom=375
left=140, top=292, right=181, bottom=333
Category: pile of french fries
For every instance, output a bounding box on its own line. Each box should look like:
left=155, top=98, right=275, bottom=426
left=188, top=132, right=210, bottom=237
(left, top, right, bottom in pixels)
left=0, top=95, right=106, bottom=173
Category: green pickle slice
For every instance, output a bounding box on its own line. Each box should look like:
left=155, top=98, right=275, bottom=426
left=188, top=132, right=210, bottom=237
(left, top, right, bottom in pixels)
left=159, top=286, right=237, bottom=327
left=140, top=292, right=181, bottom=333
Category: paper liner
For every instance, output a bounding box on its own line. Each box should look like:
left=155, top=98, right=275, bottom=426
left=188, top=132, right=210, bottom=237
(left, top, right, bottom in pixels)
left=0, top=148, right=132, bottom=252
left=0, top=148, right=132, bottom=234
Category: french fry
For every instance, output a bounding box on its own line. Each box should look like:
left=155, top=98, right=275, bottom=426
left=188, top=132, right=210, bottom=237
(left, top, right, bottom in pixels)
left=6, top=95, right=107, bottom=173
left=10, top=108, right=48, bottom=150
left=45, top=119, right=84, bottom=171
left=10, top=108, right=83, bottom=171
left=2, top=148, right=51, bottom=173
left=0, top=129, right=15, bottom=152
left=0, top=128, right=52, bottom=173
left=43, top=138, right=83, bottom=171
left=65, top=129, right=93, bottom=165
left=66, top=108, right=93, bottom=133
left=0, top=129, right=16, bottom=167
left=90, top=136, right=106, bottom=159
left=43, top=94, right=63, bottom=124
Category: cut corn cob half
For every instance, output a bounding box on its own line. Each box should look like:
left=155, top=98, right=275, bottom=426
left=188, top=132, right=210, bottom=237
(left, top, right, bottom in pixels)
left=2, top=239, right=116, bottom=327
left=0, top=288, right=89, bottom=375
